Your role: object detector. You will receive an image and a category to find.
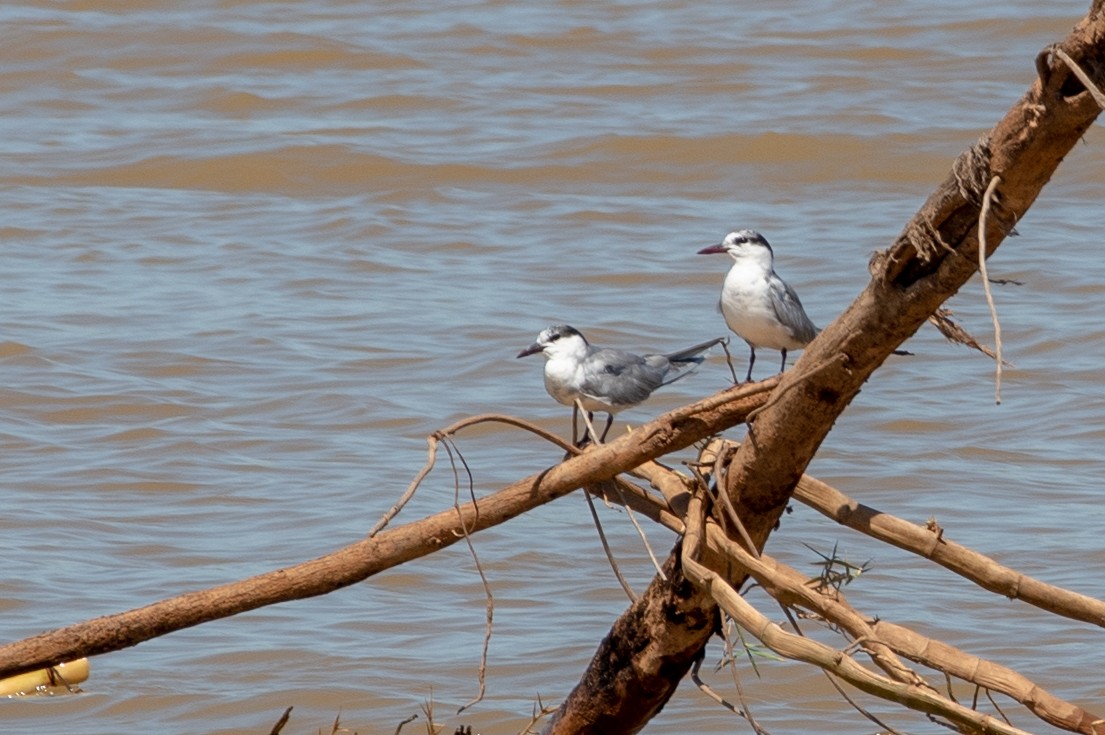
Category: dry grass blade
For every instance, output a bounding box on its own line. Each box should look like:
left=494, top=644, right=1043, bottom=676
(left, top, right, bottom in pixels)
left=420, top=693, right=439, bottom=735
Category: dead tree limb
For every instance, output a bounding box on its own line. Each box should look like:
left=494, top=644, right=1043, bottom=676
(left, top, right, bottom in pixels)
left=627, top=453, right=1105, bottom=734
left=626, top=454, right=1105, bottom=647
left=680, top=494, right=1039, bottom=735
left=701, top=518, right=1104, bottom=734
left=544, top=5, right=1105, bottom=733
left=0, top=386, right=774, bottom=681
left=793, top=473, right=1105, bottom=628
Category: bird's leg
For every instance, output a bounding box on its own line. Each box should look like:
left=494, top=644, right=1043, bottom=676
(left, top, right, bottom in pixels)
left=745, top=346, right=756, bottom=383
left=571, top=402, right=581, bottom=445
left=779, top=348, right=788, bottom=374
left=599, top=413, right=614, bottom=442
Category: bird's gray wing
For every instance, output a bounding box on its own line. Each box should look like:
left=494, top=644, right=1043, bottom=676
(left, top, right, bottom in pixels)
left=580, top=348, right=667, bottom=408
left=768, top=277, right=819, bottom=343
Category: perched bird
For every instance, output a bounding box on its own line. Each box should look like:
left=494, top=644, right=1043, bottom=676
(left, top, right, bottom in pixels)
left=698, top=229, right=818, bottom=383
left=517, top=324, right=723, bottom=443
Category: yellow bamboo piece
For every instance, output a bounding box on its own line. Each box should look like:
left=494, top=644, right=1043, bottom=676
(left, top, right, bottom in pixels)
left=0, top=658, right=89, bottom=696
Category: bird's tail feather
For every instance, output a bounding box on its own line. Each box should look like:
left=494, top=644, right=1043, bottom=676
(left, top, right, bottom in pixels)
left=658, top=336, right=727, bottom=388
left=664, top=336, right=727, bottom=365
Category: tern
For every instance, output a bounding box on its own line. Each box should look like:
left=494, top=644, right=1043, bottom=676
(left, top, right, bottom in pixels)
left=698, top=229, right=818, bottom=383
left=517, top=324, right=723, bottom=443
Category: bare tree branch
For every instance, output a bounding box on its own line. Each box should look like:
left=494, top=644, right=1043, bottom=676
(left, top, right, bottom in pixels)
left=793, top=473, right=1105, bottom=628
left=700, top=515, right=1103, bottom=734
left=545, top=6, right=1105, bottom=729
left=0, top=388, right=774, bottom=681
left=680, top=493, right=1039, bottom=735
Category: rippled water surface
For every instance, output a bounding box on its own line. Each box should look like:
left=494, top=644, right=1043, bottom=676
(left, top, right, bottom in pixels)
left=2, top=1, right=1103, bottom=733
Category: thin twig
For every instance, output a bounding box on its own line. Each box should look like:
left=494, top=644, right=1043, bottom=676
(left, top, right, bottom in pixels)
left=986, top=687, right=1014, bottom=725
left=444, top=438, right=479, bottom=525
left=517, top=695, right=558, bottom=735
left=369, top=436, right=440, bottom=537
left=978, top=175, right=1004, bottom=404
left=690, top=648, right=754, bottom=723
left=574, top=399, right=602, bottom=445
left=610, top=481, right=667, bottom=580
left=583, top=487, right=637, bottom=601
left=1053, top=46, right=1105, bottom=109
left=707, top=444, right=760, bottom=558
left=443, top=439, right=493, bottom=715
left=718, top=614, right=770, bottom=735
left=368, top=415, right=582, bottom=537
left=821, top=671, right=906, bottom=735
left=718, top=336, right=741, bottom=384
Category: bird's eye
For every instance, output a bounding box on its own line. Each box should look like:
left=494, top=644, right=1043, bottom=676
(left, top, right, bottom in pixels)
left=548, top=332, right=561, bottom=342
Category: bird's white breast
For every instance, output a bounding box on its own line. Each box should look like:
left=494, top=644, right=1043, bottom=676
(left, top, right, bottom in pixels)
left=542, top=356, right=583, bottom=407
left=720, top=263, right=805, bottom=350
left=542, top=355, right=619, bottom=413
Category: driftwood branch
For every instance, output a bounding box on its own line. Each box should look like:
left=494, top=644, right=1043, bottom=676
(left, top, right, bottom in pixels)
left=569, top=457, right=1105, bottom=734
left=699, top=509, right=1103, bottom=734
left=793, top=473, right=1105, bottom=628
left=544, top=4, right=1105, bottom=732
left=0, top=7, right=1102, bottom=735
left=0, top=386, right=775, bottom=681
left=680, top=493, right=1038, bottom=735
left=3, top=396, right=1100, bottom=733
left=547, top=461, right=1105, bottom=735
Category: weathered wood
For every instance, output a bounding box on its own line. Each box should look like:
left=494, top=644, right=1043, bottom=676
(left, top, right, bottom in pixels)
left=699, top=511, right=1105, bottom=735
left=793, top=472, right=1105, bottom=628
left=544, top=5, right=1105, bottom=733
left=0, top=386, right=775, bottom=680
left=681, top=505, right=1040, bottom=735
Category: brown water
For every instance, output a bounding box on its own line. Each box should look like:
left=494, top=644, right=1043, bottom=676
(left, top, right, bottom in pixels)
left=2, top=1, right=1103, bottom=733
